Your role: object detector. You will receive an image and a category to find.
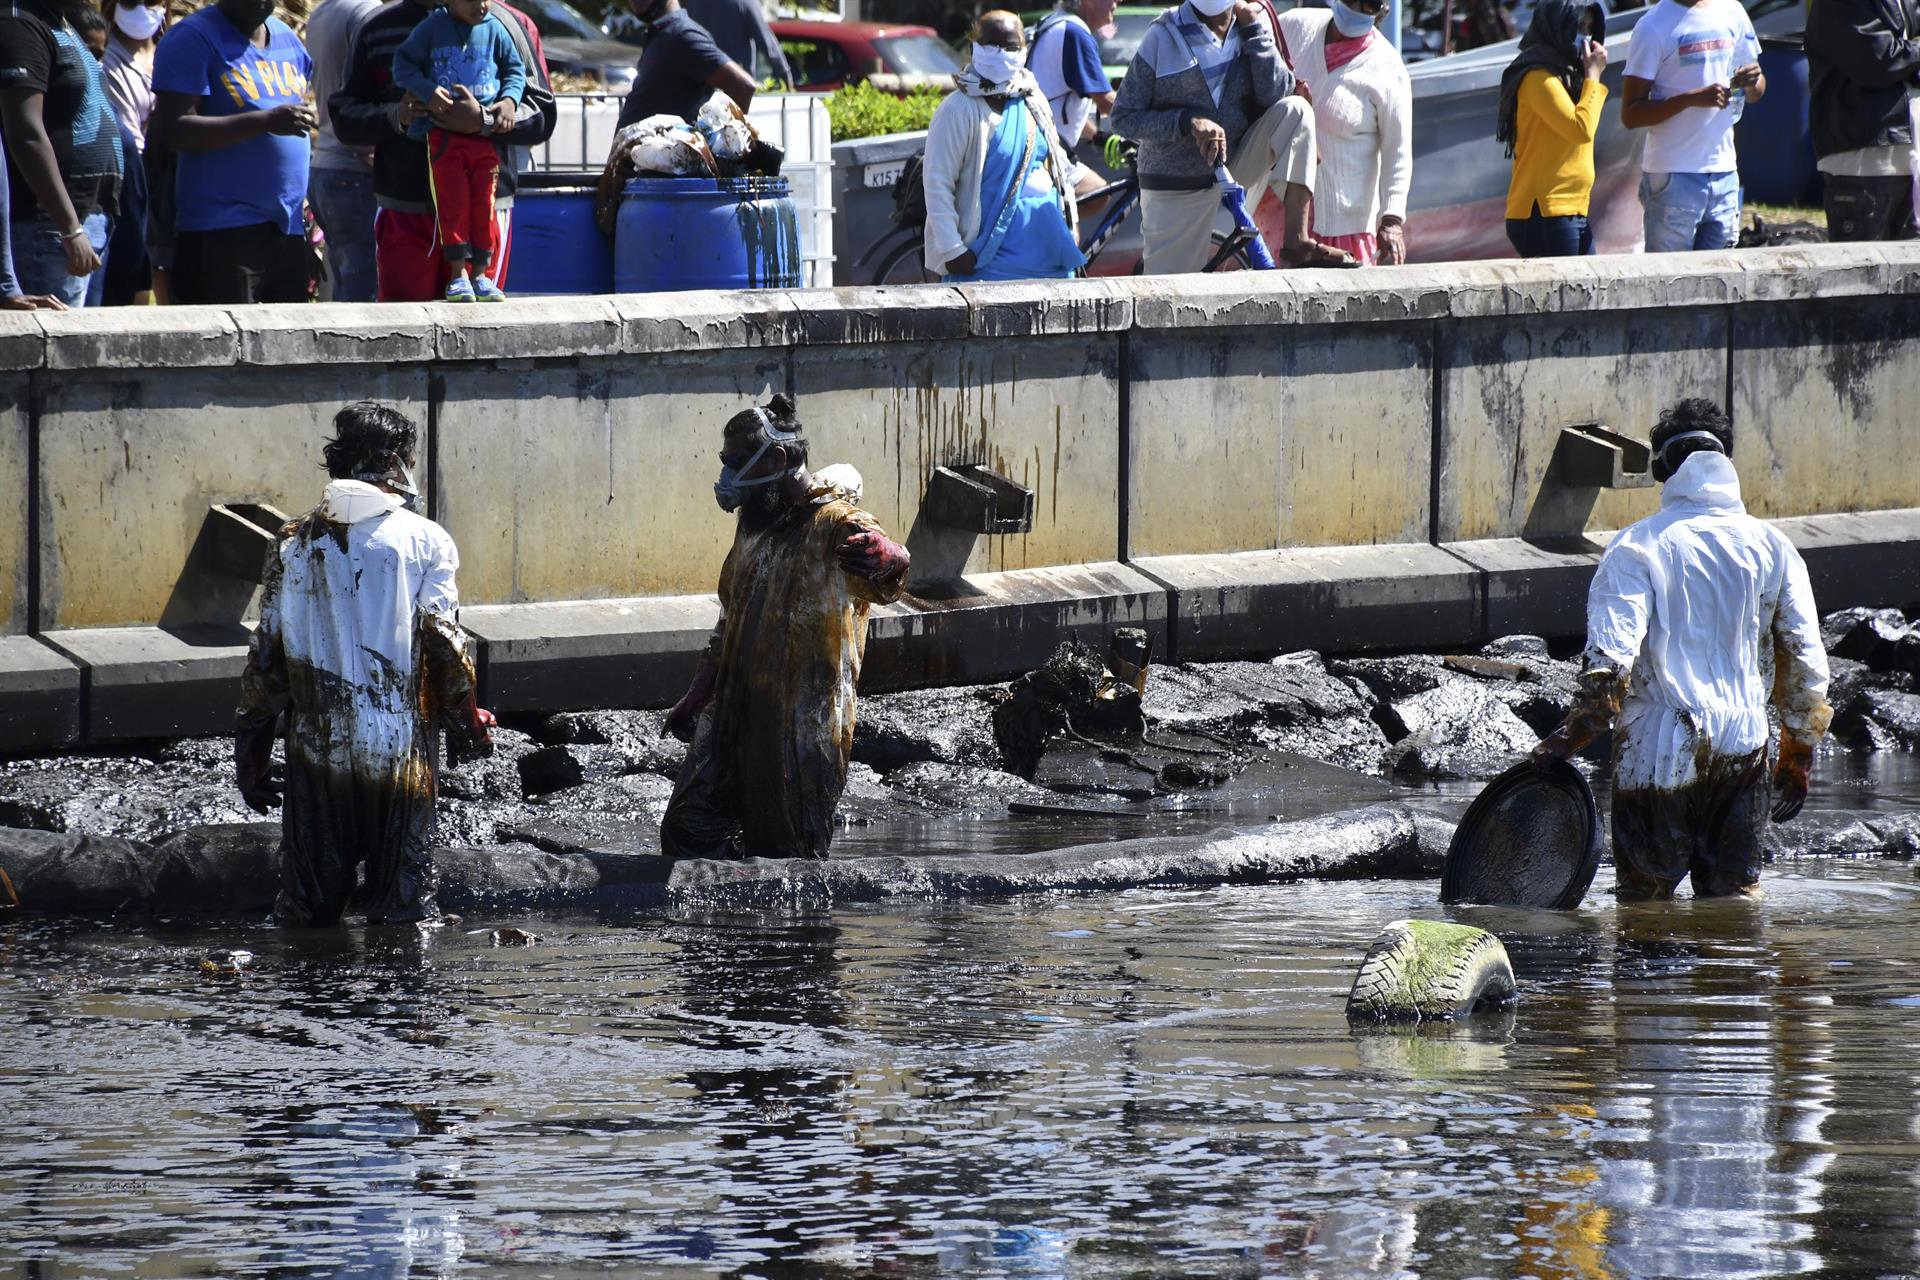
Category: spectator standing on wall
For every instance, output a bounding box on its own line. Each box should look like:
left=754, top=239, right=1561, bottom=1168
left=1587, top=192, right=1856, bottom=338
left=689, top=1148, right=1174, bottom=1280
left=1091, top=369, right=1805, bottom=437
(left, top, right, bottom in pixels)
left=1805, top=0, right=1920, bottom=241
left=684, top=0, right=791, bottom=87
left=390, top=0, right=526, bottom=302
left=72, top=7, right=150, bottom=304
left=330, top=0, right=551, bottom=301
left=1497, top=0, right=1609, bottom=257
left=1027, top=0, right=1116, bottom=209
left=1619, top=0, right=1762, bottom=252
left=1277, top=0, right=1412, bottom=265
left=614, top=0, right=756, bottom=128
left=0, top=125, right=67, bottom=306
left=922, top=10, right=1082, bottom=281
left=150, top=0, right=315, bottom=304
left=306, top=0, right=382, bottom=301
left=0, top=0, right=122, bottom=307
left=101, top=0, right=161, bottom=149
left=1110, top=0, right=1352, bottom=272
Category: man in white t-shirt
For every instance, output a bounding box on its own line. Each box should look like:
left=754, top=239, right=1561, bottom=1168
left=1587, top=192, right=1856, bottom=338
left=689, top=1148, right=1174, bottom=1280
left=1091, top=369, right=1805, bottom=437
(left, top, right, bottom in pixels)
left=1028, top=0, right=1117, bottom=206
left=1620, top=0, right=1763, bottom=251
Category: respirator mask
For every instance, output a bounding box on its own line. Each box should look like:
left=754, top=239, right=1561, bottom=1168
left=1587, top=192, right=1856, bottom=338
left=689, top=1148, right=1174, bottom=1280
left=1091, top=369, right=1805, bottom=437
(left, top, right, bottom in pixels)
left=357, top=454, right=424, bottom=513
left=1651, top=430, right=1725, bottom=483
left=715, top=409, right=801, bottom=512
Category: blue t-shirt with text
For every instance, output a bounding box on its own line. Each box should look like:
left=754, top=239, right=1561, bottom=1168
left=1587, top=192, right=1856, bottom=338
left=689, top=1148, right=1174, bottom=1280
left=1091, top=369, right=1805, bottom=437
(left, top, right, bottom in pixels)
left=153, top=7, right=312, bottom=235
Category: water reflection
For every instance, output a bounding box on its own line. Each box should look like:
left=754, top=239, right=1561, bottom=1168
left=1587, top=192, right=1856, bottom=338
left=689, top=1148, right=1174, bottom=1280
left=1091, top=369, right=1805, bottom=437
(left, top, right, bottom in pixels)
left=6, top=868, right=1920, bottom=1277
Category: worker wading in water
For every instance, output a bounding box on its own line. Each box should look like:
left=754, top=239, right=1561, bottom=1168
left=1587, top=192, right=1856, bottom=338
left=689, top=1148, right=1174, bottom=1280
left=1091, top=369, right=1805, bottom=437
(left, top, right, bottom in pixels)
left=1535, top=398, right=1831, bottom=900
left=235, top=402, right=495, bottom=926
left=661, top=394, right=911, bottom=860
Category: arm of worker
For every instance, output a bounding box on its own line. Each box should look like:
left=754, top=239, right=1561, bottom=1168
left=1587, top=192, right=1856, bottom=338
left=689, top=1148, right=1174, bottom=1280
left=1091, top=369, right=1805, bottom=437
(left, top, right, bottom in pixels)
left=1805, top=0, right=1920, bottom=87
left=416, top=535, right=496, bottom=763
left=1730, top=14, right=1765, bottom=101
left=1062, top=19, right=1115, bottom=129
left=666, top=550, right=735, bottom=742
left=1521, top=67, right=1608, bottom=145
left=837, top=519, right=910, bottom=606
left=1535, top=544, right=1648, bottom=759
left=487, top=17, right=528, bottom=132
left=1768, top=549, right=1833, bottom=821
left=1237, top=2, right=1293, bottom=109
left=1109, top=28, right=1193, bottom=142
left=234, top=544, right=292, bottom=814
left=1375, top=68, right=1413, bottom=264
left=921, top=96, right=975, bottom=274
left=0, top=89, right=96, bottom=278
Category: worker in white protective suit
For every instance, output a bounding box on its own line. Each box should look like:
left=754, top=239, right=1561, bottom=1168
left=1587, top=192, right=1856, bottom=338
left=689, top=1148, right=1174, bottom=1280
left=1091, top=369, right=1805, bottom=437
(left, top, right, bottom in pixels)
left=235, top=402, right=495, bottom=927
left=1535, top=398, right=1831, bottom=900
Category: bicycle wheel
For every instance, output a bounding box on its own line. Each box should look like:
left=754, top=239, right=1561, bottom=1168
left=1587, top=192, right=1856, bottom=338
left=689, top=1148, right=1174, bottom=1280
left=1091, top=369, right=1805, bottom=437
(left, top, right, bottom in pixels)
left=871, top=235, right=941, bottom=286
left=1204, top=231, right=1250, bottom=273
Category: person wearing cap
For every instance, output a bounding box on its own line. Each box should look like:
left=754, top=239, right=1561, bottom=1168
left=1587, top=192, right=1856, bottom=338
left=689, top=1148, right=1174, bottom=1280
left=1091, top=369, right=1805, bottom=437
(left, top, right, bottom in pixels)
left=1534, top=398, right=1831, bottom=900
left=659, top=394, right=910, bottom=862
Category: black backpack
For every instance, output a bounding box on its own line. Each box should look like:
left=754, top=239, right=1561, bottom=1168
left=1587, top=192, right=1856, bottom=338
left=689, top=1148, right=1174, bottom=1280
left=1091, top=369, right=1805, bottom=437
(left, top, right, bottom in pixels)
left=891, top=151, right=927, bottom=228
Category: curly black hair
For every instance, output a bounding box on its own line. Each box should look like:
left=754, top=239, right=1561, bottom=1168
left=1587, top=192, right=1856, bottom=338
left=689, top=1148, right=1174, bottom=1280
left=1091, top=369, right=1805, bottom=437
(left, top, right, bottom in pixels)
left=723, top=392, right=809, bottom=467
left=1650, top=398, right=1732, bottom=481
left=323, top=402, right=419, bottom=479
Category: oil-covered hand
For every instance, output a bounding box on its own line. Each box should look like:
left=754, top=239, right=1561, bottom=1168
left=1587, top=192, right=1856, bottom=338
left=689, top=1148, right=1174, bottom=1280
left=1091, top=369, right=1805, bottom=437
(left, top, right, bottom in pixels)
left=664, top=656, right=719, bottom=743
left=838, top=529, right=910, bottom=582
left=234, top=730, right=284, bottom=814
left=1771, top=730, right=1814, bottom=823
left=447, top=694, right=496, bottom=765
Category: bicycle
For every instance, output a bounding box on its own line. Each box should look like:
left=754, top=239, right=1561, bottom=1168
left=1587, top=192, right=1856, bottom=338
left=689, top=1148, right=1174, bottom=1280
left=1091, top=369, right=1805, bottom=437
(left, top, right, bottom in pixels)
left=866, top=136, right=1275, bottom=285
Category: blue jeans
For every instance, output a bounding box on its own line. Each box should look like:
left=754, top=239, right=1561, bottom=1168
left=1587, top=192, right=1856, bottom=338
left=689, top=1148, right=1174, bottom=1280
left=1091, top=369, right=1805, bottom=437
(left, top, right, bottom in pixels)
left=11, top=212, right=109, bottom=306
left=1640, top=170, right=1741, bottom=253
left=310, top=165, right=378, bottom=303
left=1507, top=209, right=1594, bottom=258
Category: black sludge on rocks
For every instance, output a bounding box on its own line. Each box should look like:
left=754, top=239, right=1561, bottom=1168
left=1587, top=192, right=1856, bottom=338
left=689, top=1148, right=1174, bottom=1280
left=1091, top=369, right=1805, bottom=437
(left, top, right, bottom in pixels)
left=662, top=803, right=1453, bottom=911
left=1834, top=690, right=1920, bottom=750
left=852, top=686, right=1003, bottom=772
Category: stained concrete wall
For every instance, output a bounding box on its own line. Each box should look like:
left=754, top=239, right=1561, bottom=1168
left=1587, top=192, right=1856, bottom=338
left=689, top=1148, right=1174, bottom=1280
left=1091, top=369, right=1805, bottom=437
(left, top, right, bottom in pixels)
left=4, top=244, right=1920, bottom=744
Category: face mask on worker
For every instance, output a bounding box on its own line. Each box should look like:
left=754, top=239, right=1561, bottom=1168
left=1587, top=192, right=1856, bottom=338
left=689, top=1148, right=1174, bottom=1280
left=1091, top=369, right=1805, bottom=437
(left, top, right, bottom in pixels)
left=1651, top=431, right=1726, bottom=483
left=1328, top=0, right=1379, bottom=37
left=970, top=41, right=1023, bottom=84
left=1188, top=0, right=1236, bottom=18
left=714, top=414, right=801, bottom=512
left=358, top=455, right=424, bottom=513
left=113, top=3, right=164, bottom=39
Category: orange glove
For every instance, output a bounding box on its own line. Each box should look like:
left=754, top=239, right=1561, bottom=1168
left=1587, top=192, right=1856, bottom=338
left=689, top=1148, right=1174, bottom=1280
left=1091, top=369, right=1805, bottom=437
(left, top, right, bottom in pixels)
left=1771, top=730, right=1814, bottom=823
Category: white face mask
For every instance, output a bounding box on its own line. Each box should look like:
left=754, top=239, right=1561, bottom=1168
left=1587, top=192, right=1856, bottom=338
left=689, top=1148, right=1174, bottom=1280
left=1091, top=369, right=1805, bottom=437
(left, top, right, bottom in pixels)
left=970, top=41, right=1023, bottom=84
left=1188, top=0, right=1237, bottom=17
left=113, top=3, right=165, bottom=39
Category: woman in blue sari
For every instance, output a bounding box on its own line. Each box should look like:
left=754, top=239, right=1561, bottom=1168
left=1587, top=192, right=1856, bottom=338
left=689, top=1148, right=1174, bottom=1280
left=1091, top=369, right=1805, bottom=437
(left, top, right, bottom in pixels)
left=921, top=10, right=1083, bottom=283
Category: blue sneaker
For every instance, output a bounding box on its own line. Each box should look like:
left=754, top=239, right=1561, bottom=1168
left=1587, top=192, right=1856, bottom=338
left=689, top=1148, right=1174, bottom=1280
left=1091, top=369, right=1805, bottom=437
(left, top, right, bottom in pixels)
left=445, top=275, right=475, bottom=303
left=472, top=274, right=506, bottom=303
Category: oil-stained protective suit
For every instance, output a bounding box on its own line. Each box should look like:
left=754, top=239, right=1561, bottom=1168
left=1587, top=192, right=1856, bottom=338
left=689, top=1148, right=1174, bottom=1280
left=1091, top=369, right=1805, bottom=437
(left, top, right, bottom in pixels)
left=1573, top=451, right=1831, bottom=898
left=661, top=485, right=908, bottom=860
left=236, top=481, right=486, bottom=925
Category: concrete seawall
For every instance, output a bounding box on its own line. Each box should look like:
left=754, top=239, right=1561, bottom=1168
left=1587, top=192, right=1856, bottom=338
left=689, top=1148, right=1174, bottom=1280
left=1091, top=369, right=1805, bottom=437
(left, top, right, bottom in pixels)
left=3, top=243, right=1918, bottom=749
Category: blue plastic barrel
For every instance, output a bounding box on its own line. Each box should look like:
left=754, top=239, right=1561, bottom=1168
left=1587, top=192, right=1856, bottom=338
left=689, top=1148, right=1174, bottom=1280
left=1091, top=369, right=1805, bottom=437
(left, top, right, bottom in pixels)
left=1735, top=38, right=1821, bottom=207
left=614, top=176, right=801, bottom=293
left=504, top=185, right=614, bottom=296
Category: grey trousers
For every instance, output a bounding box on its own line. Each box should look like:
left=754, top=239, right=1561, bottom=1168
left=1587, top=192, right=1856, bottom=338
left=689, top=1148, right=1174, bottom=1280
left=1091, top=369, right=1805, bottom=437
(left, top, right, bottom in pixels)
left=1139, top=95, right=1316, bottom=275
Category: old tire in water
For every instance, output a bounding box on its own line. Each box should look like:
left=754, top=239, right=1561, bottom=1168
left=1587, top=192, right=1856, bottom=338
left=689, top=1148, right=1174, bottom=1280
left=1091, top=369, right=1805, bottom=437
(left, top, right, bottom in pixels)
left=1345, top=918, right=1517, bottom=1023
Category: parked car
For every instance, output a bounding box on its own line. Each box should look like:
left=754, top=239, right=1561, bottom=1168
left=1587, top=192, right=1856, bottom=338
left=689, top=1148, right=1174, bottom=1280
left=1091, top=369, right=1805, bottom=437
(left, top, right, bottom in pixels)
left=513, top=0, right=640, bottom=86
left=607, top=12, right=961, bottom=92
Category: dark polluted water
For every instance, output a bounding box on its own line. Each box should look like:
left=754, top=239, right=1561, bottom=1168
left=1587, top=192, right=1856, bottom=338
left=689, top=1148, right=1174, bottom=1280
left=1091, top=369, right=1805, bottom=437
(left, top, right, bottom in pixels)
left=7, top=856, right=1920, bottom=1278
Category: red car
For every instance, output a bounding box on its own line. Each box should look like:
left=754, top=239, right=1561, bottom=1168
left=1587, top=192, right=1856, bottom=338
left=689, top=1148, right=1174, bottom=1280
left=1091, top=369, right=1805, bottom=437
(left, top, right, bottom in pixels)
left=770, top=19, right=961, bottom=93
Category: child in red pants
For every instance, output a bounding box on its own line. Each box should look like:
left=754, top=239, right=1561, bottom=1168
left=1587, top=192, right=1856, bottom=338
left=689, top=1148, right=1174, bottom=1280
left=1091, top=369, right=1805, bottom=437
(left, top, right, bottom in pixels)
left=392, top=0, right=527, bottom=301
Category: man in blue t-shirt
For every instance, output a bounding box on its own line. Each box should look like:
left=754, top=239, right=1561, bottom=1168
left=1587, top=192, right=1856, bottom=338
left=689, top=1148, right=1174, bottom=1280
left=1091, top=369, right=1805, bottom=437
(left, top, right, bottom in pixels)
left=1027, top=0, right=1116, bottom=208
left=151, top=0, right=314, bottom=303
left=615, top=0, right=756, bottom=128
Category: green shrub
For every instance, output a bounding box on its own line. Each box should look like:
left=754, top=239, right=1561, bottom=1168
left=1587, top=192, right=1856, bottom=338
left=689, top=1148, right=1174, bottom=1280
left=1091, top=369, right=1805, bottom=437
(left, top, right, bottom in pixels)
left=826, top=80, right=947, bottom=141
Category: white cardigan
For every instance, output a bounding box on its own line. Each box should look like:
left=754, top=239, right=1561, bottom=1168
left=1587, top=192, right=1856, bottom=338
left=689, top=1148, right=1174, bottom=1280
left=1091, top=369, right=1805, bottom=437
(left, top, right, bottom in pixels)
left=921, top=75, right=1080, bottom=275
left=1276, top=9, right=1413, bottom=237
